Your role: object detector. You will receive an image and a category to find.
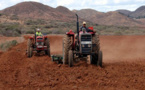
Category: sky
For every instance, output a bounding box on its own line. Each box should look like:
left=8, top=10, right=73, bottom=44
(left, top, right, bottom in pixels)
left=0, top=0, right=145, bottom=12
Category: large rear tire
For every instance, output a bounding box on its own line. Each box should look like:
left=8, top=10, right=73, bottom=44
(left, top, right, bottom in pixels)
left=27, top=39, right=33, bottom=58
left=45, top=39, right=50, bottom=57
left=68, top=50, right=73, bottom=67
left=63, top=35, right=71, bottom=64
left=91, top=34, right=100, bottom=64
left=92, top=34, right=100, bottom=53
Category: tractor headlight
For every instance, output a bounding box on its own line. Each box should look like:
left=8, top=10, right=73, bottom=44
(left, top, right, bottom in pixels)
left=88, top=44, right=91, bottom=48
left=36, top=42, right=44, bottom=45
left=41, top=42, right=44, bottom=45
left=36, top=42, right=39, bottom=45
left=82, top=44, right=85, bottom=48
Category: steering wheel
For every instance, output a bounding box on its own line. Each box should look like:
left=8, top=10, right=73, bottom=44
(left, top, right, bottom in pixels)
left=82, top=28, right=86, bottom=32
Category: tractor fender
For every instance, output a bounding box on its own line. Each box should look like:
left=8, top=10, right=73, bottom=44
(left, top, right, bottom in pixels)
left=88, top=27, right=96, bottom=35
left=88, top=27, right=93, bottom=30
left=66, top=30, right=75, bottom=36
left=88, top=32, right=95, bottom=34
left=66, top=30, right=75, bottom=50
left=44, top=36, right=48, bottom=39
left=29, top=36, right=34, bottom=39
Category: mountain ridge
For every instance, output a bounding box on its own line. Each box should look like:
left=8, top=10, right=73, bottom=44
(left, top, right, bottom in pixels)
left=117, top=6, right=145, bottom=18
left=0, top=1, right=145, bottom=26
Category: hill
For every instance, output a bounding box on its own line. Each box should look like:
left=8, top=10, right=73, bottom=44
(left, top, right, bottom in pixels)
left=74, top=9, right=142, bottom=26
left=130, top=6, right=145, bottom=18
left=117, top=6, right=145, bottom=18
left=0, top=2, right=75, bottom=21
left=117, top=10, right=131, bottom=16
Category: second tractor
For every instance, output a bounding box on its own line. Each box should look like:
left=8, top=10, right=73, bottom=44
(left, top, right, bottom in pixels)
left=27, top=30, right=50, bottom=58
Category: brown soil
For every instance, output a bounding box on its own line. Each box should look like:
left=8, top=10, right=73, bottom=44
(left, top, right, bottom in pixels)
left=0, top=35, right=145, bottom=90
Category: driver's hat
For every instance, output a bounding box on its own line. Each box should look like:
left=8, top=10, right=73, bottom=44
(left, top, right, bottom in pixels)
left=37, top=28, right=41, bottom=32
left=83, top=21, right=86, bottom=25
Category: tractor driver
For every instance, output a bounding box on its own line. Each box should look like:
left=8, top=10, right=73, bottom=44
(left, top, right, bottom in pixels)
left=36, top=28, right=42, bottom=36
left=80, top=21, right=94, bottom=32
left=75, top=21, right=95, bottom=38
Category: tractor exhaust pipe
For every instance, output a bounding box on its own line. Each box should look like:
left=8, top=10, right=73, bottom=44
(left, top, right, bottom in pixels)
left=76, top=14, right=79, bottom=40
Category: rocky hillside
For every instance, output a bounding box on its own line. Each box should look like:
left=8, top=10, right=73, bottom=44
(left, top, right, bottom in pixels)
left=117, top=6, right=145, bottom=18
left=0, top=2, right=76, bottom=21
left=117, top=10, right=131, bottom=16
left=130, top=6, right=145, bottom=18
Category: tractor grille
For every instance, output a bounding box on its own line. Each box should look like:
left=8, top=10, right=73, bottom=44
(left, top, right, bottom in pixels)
left=82, top=48, right=92, bottom=53
left=37, top=38, right=43, bottom=40
left=36, top=42, right=44, bottom=45
left=80, top=34, right=92, bottom=54
left=81, top=35, right=91, bottom=41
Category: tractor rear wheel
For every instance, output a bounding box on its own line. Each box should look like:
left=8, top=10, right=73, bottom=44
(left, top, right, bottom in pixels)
left=68, top=50, right=73, bottom=67
left=27, top=39, right=33, bottom=58
left=63, top=35, right=71, bottom=64
left=91, top=34, right=100, bottom=64
left=97, top=51, right=103, bottom=67
left=92, top=34, right=100, bottom=53
left=45, top=39, right=50, bottom=57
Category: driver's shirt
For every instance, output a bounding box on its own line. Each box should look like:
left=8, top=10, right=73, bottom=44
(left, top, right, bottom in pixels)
left=80, top=26, right=93, bottom=32
left=36, top=32, right=42, bottom=36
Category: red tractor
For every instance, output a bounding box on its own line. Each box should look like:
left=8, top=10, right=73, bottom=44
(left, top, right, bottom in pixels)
left=27, top=31, right=50, bottom=58
left=63, top=14, right=102, bottom=67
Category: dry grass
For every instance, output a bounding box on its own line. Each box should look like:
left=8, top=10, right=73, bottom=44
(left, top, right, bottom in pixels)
left=0, top=36, right=24, bottom=51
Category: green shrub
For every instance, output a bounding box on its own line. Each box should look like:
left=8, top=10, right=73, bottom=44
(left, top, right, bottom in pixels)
left=0, top=23, right=22, bottom=36
left=26, top=30, right=35, bottom=34
left=0, top=13, right=2, bottom=16
left=114, top=31, right=123, bottom=35
left=25, top=19, right=46, bottom=25
left=11, top=40, right=17, bottom=46
left=10, top=15, right=19, bottom=20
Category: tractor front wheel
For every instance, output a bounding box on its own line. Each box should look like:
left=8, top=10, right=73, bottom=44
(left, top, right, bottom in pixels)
left=90, top=54, right=98, bottom=64
left=97, top=51, right=103, bottom=67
